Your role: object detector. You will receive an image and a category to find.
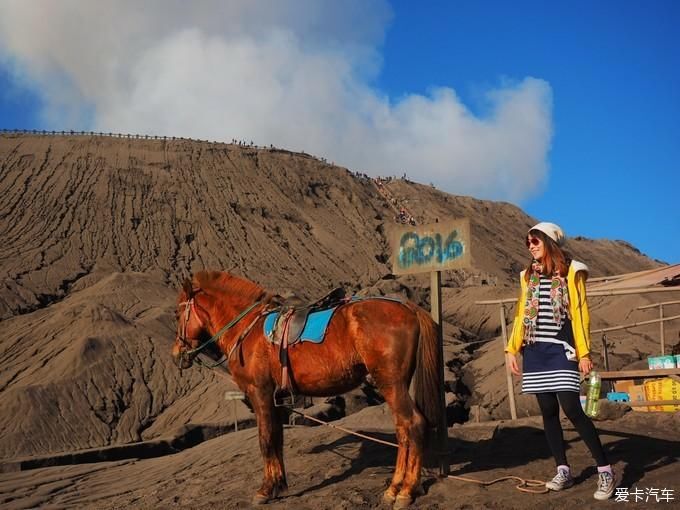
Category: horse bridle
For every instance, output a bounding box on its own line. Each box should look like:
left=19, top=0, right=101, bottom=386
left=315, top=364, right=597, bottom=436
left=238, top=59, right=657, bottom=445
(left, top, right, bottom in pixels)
left=176, top=294, right=268, bottom=367
left=177, top=297, right=201, bottom=350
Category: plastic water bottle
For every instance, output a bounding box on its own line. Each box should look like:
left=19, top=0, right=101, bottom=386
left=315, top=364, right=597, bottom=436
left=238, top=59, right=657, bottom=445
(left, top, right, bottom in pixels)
left=585, top=371, right=601, bottom=418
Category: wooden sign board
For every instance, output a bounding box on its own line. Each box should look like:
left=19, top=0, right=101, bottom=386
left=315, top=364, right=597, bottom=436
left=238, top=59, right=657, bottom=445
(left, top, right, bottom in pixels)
left=224, top=391, right=245, bottom=401
left=390, top=218, right=471, bottom=275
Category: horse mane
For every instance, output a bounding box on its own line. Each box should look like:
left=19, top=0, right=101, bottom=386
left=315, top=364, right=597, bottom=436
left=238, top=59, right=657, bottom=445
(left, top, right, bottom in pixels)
left=192, top=271, right=266, bottom=303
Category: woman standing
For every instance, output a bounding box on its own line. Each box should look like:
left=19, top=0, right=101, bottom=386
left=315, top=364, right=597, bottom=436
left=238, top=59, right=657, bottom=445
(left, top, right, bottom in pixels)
left=505, top=222, right=616, bottom=500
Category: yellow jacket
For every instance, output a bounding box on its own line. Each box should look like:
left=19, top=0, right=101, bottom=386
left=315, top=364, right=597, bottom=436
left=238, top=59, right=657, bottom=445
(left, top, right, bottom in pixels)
left=506, top=260, right=591, bottom=360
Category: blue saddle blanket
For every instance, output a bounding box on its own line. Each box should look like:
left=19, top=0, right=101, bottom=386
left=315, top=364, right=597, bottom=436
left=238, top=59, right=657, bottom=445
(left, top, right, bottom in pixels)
left=263, top=307, right=336, bottom=343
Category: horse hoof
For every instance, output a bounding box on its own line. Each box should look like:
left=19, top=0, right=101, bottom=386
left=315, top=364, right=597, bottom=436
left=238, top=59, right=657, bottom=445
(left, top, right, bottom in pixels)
left=252, top=493, right=269, bottom=505
left=383, top=488, right=397, bottom=504
left=393, top=495, right=412, bottom=509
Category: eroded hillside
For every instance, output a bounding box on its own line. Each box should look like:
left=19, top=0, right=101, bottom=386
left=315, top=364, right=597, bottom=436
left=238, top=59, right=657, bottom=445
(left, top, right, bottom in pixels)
left=0, top=133, right=663, bottom=460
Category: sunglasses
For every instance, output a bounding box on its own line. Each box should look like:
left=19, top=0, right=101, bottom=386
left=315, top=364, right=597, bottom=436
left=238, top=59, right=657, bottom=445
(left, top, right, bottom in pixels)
left=526, top=237, right=542, bottom=247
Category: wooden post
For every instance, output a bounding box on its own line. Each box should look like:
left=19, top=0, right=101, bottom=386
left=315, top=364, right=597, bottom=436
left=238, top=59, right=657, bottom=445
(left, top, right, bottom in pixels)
left=499, top=304, right=518, bottom=420
left=225, top=391, right=245, bottom=432
left=602, top=333, right=612, bottom=393
left=660, top=304, right=665, bottom=355
left=430, top=270, right=449, bottom=476
left=602, top=334, right=610, bottom=371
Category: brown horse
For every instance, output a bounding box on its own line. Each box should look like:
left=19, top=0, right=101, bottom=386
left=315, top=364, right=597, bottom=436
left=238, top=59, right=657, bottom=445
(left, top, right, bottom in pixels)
left=171, top=271, right=442, bottom=508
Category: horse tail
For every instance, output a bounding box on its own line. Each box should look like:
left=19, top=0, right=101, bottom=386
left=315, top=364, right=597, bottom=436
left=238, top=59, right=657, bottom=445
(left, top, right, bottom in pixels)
left=410, top=304, right=443, bottom=428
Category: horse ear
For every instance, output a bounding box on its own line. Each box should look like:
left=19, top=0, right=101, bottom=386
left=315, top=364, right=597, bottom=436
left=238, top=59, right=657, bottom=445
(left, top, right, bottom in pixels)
left=182, top=278, right=194, bottom=298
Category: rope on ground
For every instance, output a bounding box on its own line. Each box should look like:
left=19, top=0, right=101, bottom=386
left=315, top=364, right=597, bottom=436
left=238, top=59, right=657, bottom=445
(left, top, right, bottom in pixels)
left=446, top=473, right=548, bottom=494
left=288, top=408, right=547, bottom=494
left=288, top=408, right=398, bottom=448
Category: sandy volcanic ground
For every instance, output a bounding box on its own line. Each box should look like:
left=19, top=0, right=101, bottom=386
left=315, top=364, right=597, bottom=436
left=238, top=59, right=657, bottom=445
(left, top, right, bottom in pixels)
left=1, top=407, right=678, bottom=509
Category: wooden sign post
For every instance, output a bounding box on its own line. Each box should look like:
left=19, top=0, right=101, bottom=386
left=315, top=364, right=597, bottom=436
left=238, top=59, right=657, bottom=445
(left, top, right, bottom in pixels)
left=225, top=391, right=246, bottom=432
left=390, top=218, right=471, bottom=477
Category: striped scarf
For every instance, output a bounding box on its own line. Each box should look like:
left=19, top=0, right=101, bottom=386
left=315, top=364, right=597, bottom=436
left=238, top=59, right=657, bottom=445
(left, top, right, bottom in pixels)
left=523, top=261, right=570, bottom=343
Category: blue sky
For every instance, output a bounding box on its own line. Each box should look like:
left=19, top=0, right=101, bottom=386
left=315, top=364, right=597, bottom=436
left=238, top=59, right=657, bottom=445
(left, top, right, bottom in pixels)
left=0, top=1, right=677, bottom=263
left=378, top=1, right=679, bottom=263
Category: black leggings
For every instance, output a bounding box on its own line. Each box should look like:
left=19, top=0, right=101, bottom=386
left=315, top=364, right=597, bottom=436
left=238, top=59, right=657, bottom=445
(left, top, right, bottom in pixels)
left=536, top=392, right=608, bottom=467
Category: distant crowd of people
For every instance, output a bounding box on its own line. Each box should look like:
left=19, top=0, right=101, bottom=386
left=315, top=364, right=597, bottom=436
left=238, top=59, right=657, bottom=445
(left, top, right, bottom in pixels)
left=398, top=207, right=417, bottom=226
left=372, top=177, right=418, bottom=226
left=231, top=139, right=256, bottom=147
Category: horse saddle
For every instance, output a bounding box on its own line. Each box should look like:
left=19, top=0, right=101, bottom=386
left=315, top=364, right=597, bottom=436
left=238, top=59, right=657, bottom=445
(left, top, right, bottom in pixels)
left=265, top=287, right=346, bottom=345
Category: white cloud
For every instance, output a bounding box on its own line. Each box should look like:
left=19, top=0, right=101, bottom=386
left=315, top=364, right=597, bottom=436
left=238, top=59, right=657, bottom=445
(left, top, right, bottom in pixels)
left=0, top=0, right=552, bottom=201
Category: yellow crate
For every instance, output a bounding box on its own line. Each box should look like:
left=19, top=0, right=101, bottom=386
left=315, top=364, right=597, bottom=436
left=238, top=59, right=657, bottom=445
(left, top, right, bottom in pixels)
left=643, top=378, right=680, bottom=412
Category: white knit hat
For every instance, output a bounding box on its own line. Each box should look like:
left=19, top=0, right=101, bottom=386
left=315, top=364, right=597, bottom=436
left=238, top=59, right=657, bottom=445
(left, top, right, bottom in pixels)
left=529, top=222, right=565, bottom=246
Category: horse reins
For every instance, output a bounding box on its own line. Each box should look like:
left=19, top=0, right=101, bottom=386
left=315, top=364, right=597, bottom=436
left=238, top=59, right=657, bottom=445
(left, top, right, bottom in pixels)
left=177, top=296, right=269, bottom=367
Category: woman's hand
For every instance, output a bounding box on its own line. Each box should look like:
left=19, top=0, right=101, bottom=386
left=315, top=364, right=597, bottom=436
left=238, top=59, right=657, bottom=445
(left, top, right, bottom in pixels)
left=506, top=353, right=521, bottom=376
left=579, top=357, right=593, bottom=375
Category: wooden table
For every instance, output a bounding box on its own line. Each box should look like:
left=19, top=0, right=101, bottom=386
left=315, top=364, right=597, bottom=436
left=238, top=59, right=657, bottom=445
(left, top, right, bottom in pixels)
left=597, top=368, right=680, bottom=408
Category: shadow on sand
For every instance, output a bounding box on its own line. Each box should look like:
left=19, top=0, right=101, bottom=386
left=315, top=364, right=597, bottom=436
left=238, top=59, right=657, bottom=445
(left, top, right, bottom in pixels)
left=287, top=420, right=679, bottom=498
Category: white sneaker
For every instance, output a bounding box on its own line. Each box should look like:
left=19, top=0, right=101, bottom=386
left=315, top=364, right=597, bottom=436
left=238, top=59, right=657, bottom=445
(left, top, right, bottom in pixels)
left=546, top=468, right=574, bottom=491
left=594, top=471, right=616, bottom=500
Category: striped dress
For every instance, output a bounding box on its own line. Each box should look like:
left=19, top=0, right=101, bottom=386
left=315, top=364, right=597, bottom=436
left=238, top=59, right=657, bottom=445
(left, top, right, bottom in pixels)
left=521, top=276, right=580, bottom=393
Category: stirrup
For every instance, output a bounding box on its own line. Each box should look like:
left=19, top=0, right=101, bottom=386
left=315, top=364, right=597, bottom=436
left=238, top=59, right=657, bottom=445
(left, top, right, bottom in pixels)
left=274, top=387, right=295, bottom=407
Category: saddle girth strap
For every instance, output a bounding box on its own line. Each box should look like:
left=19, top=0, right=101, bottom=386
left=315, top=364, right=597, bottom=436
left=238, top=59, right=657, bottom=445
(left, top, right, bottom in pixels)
left=279, top=310, right=294, bottom=394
